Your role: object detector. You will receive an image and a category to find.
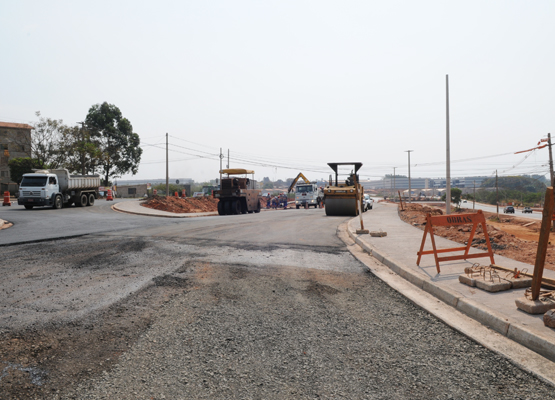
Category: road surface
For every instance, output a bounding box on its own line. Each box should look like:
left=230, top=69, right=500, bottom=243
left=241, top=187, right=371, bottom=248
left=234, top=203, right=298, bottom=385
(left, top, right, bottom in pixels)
left=0, top=203, right=553, bottom=399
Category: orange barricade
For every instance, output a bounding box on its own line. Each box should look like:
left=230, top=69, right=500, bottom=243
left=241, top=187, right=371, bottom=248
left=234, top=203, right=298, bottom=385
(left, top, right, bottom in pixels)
left=106, top=189, right=114, bottom=201
left=416, top=210, right=495, bottom=273
left=2, top=191, right=11, bottom=206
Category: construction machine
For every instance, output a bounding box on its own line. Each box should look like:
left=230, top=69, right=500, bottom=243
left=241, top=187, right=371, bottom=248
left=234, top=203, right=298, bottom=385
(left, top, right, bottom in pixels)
left=323, top=163, right=364, bottom=216
left=288, top=172, right=323, bottom=209
left=214, top=169, right=261, bottom=215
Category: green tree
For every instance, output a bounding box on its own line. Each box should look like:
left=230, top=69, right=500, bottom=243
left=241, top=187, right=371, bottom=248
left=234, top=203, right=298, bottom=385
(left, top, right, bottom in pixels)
left=8, top=157, right=46, bottom=184
left=59, top=125, right=102, bottom=175
left=441, top=187, right=462, bottom=206
left=481, top=176, right=546, bottom=192
left=85, top=102, right=142, bottom=186
left=12, top=111, right=66, bottom=168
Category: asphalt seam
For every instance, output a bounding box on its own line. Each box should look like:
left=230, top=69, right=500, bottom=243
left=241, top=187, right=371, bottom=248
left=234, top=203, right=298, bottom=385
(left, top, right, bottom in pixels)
left=345, top=222, right=555, bottom=364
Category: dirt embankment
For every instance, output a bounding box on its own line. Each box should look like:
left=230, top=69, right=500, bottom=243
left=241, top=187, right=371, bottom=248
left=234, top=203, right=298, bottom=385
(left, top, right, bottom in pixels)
left=141, top=196, right=219, bottom=213
left=399, top=204, right=555, bottom=271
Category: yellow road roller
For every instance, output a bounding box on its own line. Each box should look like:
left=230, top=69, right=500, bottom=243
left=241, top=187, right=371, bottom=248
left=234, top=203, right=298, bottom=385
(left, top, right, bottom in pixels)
left=324, top=162, right=364, bottom=216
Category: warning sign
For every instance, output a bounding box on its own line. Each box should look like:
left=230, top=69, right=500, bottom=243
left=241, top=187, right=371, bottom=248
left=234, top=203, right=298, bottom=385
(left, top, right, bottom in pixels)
left=416, top=210, right=495, bottom=274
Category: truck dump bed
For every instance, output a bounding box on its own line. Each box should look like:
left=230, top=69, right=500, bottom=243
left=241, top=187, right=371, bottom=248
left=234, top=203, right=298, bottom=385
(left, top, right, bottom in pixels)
left=51, top=169, right=101, bottom=192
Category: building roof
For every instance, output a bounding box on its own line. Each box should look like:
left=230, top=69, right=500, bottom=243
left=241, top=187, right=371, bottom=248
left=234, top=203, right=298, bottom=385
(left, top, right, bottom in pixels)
left=0, top=121, right=33, bottom=130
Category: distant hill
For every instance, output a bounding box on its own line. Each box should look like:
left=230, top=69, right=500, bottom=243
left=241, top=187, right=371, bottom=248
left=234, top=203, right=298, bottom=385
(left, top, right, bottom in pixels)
left=480, top=176, right=546, bottom=193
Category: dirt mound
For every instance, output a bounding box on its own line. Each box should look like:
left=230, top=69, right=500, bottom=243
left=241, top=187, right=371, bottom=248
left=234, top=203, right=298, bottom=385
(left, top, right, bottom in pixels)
left=141, top=196, right=219, bottom=213
left=399, top=203, right=555, bottom=271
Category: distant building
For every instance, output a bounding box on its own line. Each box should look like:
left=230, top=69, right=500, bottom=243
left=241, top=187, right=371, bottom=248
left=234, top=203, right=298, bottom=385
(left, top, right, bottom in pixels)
left=115, top=184, right=148, bottom=198
left=116, top=178, right=194, bottom=186
left=0, top=122, right=33, bottom=193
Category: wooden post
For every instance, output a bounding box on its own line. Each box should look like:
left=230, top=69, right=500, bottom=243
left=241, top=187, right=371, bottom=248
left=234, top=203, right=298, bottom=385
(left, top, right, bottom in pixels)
left=530, top=187, right=555, bottom=300
left=398, top=190, right=404, bottom=211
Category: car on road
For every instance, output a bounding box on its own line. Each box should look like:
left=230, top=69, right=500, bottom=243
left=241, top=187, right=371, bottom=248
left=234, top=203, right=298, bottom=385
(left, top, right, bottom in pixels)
left=504, top=206, right=515, bottom=213
left=363, top=194, right=374, bottom=211
left=522, top=207, right=533, bottom=214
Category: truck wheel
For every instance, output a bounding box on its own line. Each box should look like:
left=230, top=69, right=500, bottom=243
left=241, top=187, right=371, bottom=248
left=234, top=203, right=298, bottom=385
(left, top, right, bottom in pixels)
left=231, top=200, right=241, bottom=215
left=217, top=201, right=225, bottom=215
left=224, top=201, right=231, bottom=215
left=53, top=195, right=63, bottom=209
left=254, top=202, right=261, bottom=213
left=241, top=199, right=247, bottom=214
left=87, top=193, right=95, bottom=206
left=296, top=205, right=299, bottom=209
left=77, top=193, right=88, bottom=207
left=24, top=205, right=34, bottom=210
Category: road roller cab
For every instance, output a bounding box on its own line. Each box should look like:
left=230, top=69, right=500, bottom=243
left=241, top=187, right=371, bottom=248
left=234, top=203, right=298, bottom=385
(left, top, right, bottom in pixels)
left=323, top=162, right=364, bottom=216
left=214, top=169, right=261, bottom=215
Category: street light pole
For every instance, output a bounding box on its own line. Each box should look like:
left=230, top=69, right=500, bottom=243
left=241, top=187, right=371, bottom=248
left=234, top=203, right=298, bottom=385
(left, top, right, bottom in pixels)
left=446, top=74, right=452, bottom=215
left=405, top=150, right=413, bottom=203
left=166, top=133, right=169, bottom=197
left=393, top=167, right=396, bottom=202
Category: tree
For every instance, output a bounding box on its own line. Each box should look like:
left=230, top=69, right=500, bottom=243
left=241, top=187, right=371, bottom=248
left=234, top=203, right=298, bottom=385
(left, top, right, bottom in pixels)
left=85, top=102, right=142, bottom=186
left=59, top=125, right=102, bottom=175
left=12, top=111, right=66, bottom=168
left=8, top=157, right=46, bottom=184
left=441, top=187, right=462, bottom=206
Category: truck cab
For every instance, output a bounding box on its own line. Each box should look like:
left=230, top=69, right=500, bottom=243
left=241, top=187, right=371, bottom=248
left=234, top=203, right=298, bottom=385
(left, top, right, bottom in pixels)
left=295, top=183, right=323, bottom=209
left=18, top=173, right=61, bottom=209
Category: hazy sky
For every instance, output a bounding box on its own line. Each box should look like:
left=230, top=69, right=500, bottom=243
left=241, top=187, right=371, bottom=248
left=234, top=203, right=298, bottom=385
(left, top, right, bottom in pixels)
left=1, top=1, right=554, bottom=183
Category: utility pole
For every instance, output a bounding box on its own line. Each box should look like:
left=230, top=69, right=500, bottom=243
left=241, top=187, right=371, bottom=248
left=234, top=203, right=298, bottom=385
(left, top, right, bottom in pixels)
left=219, top=148, right=223, bottom=186
left=548, top=133, right=554, bottom=186
left=166, top=133, right=169, bottom=197
left=405, top=151, right=413, bottom=203
left=548, top=133, right=554, bottom=231
left=496, top=170, right=499, bottom=218
left=446, top=74, right=452, bottom=215
left=393, top=167, right=396, bottom=201
left=77, top=122, right=87, bottom=175
left=227, top=149, right=230, bottom=169
left=473, top=180, right=476, bottom=210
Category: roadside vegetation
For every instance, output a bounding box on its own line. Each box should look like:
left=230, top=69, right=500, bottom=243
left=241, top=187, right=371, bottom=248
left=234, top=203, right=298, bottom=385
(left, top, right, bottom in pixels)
left=464, top=176, right=547, bottom=206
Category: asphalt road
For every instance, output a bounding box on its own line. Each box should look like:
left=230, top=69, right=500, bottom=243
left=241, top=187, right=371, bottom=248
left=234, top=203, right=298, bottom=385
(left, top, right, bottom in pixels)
left=0, top=199, right=173, bottom=246
left=459, top=201, right=543, bottom=220
left=1, top=204, right=553, bottom=398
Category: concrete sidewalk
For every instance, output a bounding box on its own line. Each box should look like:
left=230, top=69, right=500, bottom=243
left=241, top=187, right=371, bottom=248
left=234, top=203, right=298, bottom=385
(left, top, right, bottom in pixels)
left=348, top=202, right=555, bottom=362
left=112, top=199, right=218, bottom=218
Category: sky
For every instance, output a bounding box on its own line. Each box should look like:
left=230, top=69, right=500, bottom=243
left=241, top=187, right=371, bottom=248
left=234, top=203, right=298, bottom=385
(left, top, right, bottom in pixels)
left=1, top=1, right=554, bottom=183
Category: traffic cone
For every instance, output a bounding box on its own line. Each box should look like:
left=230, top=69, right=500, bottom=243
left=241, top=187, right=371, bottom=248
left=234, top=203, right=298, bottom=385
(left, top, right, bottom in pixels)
left=175, top=191, right=179, bottom=197
left=106, top=189, right=113, bottom=201
left=182, top=189, right=186, bottom=197
left=2, top=191, right=11, bottom=206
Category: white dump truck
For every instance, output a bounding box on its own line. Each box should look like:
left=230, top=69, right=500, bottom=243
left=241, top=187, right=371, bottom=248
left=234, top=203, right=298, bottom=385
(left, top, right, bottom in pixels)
left=18, top=169, right=101, bottom=210
left=295, top=183, right=323, bottom=209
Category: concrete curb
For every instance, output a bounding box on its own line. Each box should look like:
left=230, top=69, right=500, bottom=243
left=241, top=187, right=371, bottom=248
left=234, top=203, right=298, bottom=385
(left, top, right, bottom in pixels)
left=111, top=202, right=218, bottom=218
left=346, top=225, right=555, bottom=362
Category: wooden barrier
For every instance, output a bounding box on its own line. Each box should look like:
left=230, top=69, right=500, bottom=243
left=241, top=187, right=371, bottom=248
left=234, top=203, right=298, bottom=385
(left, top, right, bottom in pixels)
left=531, top=187, right=555, bottom=300
left=398, top=191, right=404, bottom=211
left=416, top=210, right=495, bottom=273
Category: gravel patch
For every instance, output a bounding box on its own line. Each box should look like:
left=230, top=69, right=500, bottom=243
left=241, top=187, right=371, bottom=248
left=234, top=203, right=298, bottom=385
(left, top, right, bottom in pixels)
left=65, top=261, right=554, bottom=399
